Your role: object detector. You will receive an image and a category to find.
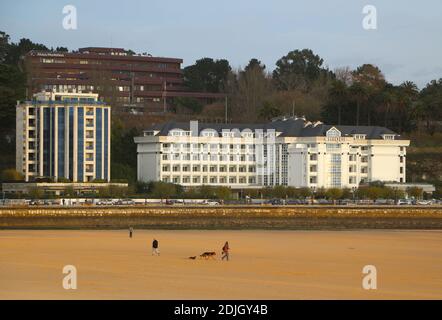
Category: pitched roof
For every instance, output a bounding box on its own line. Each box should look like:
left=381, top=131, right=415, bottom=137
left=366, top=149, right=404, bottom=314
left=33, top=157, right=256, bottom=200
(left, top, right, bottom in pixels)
left=146, top=117, right=405, bottom=140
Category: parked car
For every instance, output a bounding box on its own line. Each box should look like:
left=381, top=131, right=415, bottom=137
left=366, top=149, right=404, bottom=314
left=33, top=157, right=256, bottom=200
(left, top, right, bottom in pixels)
left=374, top=199, right=389, bottom=205
left=397, top=199, right=413, bottom=205
left=417, top=200, right=432, bottom=205
left=97, top=200, right=114, bottom=206
left=115, top=199, right=135, bottom=205
left=202, top=200, right=220, bottom=206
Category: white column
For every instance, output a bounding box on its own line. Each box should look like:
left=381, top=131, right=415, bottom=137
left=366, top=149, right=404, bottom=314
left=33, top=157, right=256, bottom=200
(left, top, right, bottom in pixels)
left=39, top=106, right=44, bottom=176
left=65, top=106, right=69, bottom=179
left=107, top=107, right=111, bottom=182
left=101, top=107, right=105, bottom=179
left=73, top=107, right=78, bottom=182
left=54, top=107, right=58, bottom=181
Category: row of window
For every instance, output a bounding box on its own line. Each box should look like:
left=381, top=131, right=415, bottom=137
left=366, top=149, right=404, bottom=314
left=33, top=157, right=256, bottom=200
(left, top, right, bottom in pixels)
left=162, top=165, right=256, bottom=173
left=162, top=154, right=256, bottom=162
left=162, top=176, right=256, bottom=184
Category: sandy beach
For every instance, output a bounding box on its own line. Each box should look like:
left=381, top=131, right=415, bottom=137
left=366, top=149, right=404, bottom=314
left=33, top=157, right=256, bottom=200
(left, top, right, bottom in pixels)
left=0, top=230, right=441, bottom=299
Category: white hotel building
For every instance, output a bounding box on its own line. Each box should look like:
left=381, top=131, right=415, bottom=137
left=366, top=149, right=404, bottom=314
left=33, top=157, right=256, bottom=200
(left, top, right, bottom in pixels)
left=16, top=92, right=111, bottom=182
left=134, top=118, right=410, bottom=189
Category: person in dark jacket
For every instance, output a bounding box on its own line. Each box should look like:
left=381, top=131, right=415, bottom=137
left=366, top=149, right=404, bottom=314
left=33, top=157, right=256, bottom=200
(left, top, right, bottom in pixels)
left=152, top=239, right=160, bottom=256
left=129, top=227, right=133, bottom=238
left=222, top=241, right=230, bottom=261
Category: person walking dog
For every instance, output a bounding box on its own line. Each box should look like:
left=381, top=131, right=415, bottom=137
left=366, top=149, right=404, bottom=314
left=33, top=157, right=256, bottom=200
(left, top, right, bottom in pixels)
left=222, top=241, right=230, bottom=261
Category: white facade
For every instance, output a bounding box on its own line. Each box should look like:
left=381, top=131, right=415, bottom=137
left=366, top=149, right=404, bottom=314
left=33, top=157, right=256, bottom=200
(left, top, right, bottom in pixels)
left=16, top=92, right=111, bottom=182
left=134, top=119, right=410, bottom=189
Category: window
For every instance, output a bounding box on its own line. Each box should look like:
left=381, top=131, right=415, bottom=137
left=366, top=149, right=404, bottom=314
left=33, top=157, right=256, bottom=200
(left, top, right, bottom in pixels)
left=310, top=165, right=317, bottom=172
left=326, top=144, right=340, bottom=152
left=326, top=127, right=341, bottom=138
left=310, top=154, right=318, bottom=161
left=310, top=176, right=317, bottom=184
left=383, top=134, right=395, bottom=140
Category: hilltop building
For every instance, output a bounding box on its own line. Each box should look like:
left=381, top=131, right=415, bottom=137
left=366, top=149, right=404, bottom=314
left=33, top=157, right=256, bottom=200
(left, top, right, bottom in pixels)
left=24, top=47, right=225, bottom=113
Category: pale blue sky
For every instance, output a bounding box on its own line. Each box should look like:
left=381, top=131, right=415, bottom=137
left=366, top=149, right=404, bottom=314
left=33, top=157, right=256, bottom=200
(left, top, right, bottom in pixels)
left=1, top=0, right=441, bottom=88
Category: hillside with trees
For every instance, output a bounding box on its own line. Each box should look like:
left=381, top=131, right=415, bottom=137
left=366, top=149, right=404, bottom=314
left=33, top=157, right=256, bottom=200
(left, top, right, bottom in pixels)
left=0, top=30, right=441, bottom=195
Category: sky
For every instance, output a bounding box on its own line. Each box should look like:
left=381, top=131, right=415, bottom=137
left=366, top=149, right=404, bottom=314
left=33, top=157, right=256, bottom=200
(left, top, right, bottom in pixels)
left=1, top=0, right=441, bottom=88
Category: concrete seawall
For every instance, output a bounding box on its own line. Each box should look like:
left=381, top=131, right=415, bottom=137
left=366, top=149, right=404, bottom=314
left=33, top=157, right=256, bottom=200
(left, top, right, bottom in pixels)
left=1, top=206, right=441, bottom=230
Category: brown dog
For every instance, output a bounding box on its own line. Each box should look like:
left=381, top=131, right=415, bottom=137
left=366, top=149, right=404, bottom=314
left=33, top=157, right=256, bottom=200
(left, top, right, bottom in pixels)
left=199, top=252, right=217, bottom=260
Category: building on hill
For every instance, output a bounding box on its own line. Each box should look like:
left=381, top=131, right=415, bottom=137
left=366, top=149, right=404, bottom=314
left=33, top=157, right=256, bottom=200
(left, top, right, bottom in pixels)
left=23, top=48, right=225, bottom=113
left=133, top=117, right=411, bottom=189
left=16, top=91, right=111, bottom=182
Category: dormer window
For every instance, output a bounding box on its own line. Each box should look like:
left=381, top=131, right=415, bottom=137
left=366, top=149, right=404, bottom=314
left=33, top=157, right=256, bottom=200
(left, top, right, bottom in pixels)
left=201, top=129, right=218, bottom=137
left=383, top=134, right=395, bottom=140
left=144, top=130, right=159, bottom=137
left=326, top=127, right=341, bottom=140
left=169, top=129, right=190, bottom=137
left=353, top=134, right=366, bottom=140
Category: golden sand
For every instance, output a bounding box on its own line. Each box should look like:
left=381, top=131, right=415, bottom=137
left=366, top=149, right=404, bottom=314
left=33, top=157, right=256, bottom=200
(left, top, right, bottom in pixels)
left=0, top=230, right=441, bottom=299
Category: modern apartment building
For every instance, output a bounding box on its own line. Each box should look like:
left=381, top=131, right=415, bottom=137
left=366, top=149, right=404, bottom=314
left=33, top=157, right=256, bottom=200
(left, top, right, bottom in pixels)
left=24, top=47, right=224, bottom=112
left=134, top=118, right=410, bottom=189
left=16, top=92, right=111, bottom=182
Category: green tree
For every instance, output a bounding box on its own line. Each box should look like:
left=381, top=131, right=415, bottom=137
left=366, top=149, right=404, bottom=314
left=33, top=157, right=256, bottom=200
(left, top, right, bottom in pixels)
left=172, top=97, right=203, bottom=114
left=28, top=187, right=43, bottom=199
left=407, top=187, right=423, bottom=199
left=349, top=82, right=369, bottom=126
left=1, top=168, right=24, bottom=181
left=325, top=188, right=343, bottom=203
left=273, top=49, right=330, bottom=91
left=258, top=102, right=281, bottom=120
left=419, top=79, right=442, bottom=135
left=150, top=182, right=177, bottom=199
left=184, top=58, right=231, bottom=93
left=214, top=187, right=232, bottom=201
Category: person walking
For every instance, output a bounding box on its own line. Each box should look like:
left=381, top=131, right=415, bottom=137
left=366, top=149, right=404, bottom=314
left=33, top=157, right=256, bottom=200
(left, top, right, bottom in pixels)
left=152, top=238, right=160, bottom=256
left=222, top=241, right=230, bottom=261
left=129, top=227, right=133, bottom=238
